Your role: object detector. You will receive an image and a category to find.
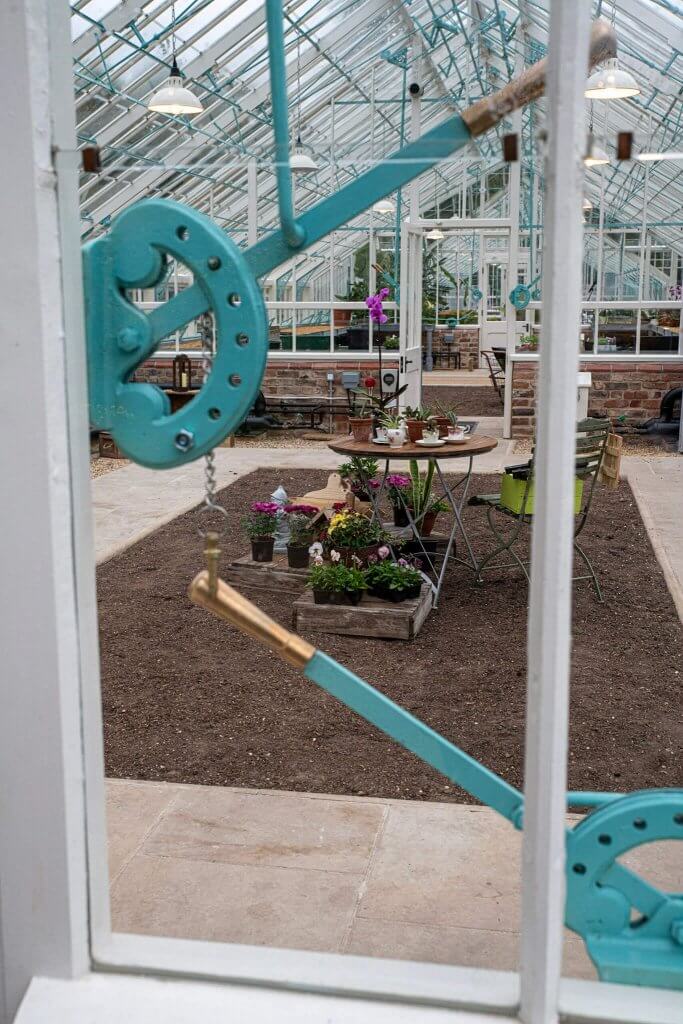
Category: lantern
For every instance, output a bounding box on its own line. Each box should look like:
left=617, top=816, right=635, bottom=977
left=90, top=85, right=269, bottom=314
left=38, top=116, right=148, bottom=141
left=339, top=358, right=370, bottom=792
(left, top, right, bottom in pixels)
left=173, top=354, right=192, bottom=392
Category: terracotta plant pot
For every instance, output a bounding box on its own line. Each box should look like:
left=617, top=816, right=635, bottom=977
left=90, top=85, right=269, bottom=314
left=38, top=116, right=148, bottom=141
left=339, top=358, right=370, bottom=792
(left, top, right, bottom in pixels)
left=287, top=544, right=310, bottom=569
left=337, top=543, right=381, bottom=567
left=251, top=537, right=274, bottom=562
left=421, top=510, right=438, bottom=537
left=349, top=417, right=373, bottom=442
left=313, top=589, right=363, bottom=606
left=393, top=504, right=409, bottom=527
left=406, top=418, right=425, bottom=443
left=435, top=415, right=450, bottom=439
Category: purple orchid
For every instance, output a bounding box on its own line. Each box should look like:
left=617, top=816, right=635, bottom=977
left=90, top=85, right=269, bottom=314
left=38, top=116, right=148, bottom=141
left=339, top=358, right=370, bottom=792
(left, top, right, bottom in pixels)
left=366, top=287, right=391, bottom=325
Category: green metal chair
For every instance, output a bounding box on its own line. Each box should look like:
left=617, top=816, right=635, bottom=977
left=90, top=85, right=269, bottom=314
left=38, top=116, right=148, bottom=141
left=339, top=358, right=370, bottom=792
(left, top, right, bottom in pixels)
left=469, top=418, right=611, bottom=600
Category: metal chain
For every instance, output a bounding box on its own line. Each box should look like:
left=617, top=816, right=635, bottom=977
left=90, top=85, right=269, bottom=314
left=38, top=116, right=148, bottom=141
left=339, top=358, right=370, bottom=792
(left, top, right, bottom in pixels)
left=198, top=313, right=228, bottom=534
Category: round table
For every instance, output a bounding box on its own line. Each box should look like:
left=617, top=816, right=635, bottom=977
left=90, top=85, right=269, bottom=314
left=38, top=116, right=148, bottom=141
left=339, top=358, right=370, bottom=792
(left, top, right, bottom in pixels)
left=328, top=434, right=499, bottom=606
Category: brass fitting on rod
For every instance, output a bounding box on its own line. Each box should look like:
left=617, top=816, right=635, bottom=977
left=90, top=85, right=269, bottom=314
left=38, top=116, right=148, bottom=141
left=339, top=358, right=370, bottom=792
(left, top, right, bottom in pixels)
left=188, top=571, right=316, bottom=670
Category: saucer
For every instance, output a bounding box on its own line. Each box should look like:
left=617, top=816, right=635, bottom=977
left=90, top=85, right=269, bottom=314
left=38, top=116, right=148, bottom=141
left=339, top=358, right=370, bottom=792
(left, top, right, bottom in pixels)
left=371, top=436, right=390, bottom=445
left=415, top=438, right=446, bottom=447
left=445, top=435, right=467, bottom=444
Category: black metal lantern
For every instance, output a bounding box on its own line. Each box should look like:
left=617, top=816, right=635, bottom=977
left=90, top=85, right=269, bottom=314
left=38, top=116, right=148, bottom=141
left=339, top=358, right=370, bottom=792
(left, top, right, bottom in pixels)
left=173, top=353, right=192, bottom=392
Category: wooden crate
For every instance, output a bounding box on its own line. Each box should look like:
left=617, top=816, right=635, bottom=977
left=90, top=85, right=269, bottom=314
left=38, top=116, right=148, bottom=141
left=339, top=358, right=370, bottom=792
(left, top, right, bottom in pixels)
left=225, top=552, right=308, bottom=595
left=292, top=584, right=433, bottom=641
left=97, top=431, right=126, bottom=459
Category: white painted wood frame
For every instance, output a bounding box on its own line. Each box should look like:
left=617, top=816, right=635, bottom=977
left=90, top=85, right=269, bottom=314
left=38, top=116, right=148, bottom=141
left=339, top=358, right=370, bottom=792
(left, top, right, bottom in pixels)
left=3, top=2, right=683, bottom=1023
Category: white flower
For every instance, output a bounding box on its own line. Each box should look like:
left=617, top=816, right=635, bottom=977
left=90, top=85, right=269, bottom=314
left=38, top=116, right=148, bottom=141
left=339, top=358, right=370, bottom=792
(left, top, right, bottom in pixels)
left=313, top=554, right=324, bottom=566
left=351, top=554, right=362, bottom=566
left=309, top=541, right=323, bottom=556
left=378, top=545, right=391, bottom=560
left=330, top=549, right=341, bottom=562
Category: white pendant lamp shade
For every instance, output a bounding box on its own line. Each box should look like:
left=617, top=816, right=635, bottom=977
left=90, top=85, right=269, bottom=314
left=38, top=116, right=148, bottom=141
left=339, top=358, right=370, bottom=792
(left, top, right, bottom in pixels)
left=426, top=225, right=444, bottom=241
left=373, top=198, right=396, bottom=215
left=585, top=59, right=640, bottom=100
left=289, top=136, right=318, bottom=173
left=584, top=133, right=609, bottom=168
left=148, top=59, right=203, bottom=115
left=582, top=196, right=593, bottom=213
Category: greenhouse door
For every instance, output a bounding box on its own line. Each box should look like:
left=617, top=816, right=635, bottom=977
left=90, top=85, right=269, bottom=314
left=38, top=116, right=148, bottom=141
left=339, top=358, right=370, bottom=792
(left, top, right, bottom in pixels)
left=398, top=222, right=423, bottom=409
left=481, top=232, right=510, bottom=357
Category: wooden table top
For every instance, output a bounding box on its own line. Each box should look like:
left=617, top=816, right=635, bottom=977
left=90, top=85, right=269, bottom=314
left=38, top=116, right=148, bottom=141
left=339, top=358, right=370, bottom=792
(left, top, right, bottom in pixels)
left=328, top=435, right=498, bottom=460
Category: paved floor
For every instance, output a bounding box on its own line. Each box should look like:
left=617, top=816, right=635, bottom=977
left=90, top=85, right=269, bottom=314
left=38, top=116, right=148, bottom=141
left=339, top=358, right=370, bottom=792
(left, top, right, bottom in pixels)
left=107, top=779, right=682, bottom=978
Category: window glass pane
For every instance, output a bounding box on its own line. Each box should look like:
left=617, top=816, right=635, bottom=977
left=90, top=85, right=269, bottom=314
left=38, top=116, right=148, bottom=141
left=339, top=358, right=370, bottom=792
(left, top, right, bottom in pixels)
left=596, top=308, right=636, bottom=353
left=640, top=308, right=681, bottom=353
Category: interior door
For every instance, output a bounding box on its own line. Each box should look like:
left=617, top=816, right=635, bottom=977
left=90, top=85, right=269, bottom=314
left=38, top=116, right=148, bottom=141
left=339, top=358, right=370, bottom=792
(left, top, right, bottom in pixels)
left=481, top=232, right=509, bottom=358
left=399, top=223, right=423, bottom=409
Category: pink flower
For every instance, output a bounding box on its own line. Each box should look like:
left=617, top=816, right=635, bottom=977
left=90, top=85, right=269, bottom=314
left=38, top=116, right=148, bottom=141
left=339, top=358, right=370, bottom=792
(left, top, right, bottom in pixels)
left=284, top=503, right=319, bottom=516
left=398, top=558, right=408, bottom=567
left=250, top=501, right=279, bottom=515
left=367, top=554, right=378, bottom=564
left=386, top=473, right=410, bottom=490
left=368, top=477, right=382, bottom=490
left=378, top=545, right=391, bottom=560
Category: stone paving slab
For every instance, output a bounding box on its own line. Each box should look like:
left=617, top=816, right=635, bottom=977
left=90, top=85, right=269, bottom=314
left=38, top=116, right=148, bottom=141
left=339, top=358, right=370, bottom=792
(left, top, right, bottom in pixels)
left=106, top=780, right=682, bottom=978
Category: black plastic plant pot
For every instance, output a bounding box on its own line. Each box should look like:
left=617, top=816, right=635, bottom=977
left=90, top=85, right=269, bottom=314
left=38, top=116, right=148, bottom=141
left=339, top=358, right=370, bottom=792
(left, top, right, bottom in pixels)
left=313, top=590, right=363, bottom=606
left=287, top=544, right=310, bottom=569
left=393, top=505, right=409, bottom=527
left=251, top=537, right=274, bottom=563
left=369, top=584, right=420, bottom=603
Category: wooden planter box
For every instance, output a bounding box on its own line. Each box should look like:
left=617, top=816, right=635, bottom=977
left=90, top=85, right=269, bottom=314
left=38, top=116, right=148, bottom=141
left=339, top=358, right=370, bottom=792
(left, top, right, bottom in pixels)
left=292, top=583, right=432, bottom=641
left=225, top=552, right=308, bottom=595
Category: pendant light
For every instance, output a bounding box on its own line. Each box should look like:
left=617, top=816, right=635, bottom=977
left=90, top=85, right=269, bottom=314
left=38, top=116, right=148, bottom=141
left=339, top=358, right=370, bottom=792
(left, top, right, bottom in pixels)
left=148, top=2, right=203, bottom=115
left=582, top=196, right=593, bottom=213
left=426, top=171, right=444, bottom=240
left=373, top=198, right=396, bottom=215
left=584, top=132, right=609, bottom=167
left=290, top=35, right=318, bottom=174
left=585, top=59, right=640, bottom=100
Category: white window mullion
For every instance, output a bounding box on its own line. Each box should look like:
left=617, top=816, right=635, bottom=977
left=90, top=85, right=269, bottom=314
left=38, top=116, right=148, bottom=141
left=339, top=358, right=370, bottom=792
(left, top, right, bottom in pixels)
left=520, top=3, right=592, bottom=1023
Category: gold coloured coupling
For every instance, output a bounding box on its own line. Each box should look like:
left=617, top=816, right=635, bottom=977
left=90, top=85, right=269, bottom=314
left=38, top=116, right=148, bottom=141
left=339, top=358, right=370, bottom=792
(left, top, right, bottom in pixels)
left=462, top=20, right=617, bottom=138
left=188, top=571, right=316, bottom=670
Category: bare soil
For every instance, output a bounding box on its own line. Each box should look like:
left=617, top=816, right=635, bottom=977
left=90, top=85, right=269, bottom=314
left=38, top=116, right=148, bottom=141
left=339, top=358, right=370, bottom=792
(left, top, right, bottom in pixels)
left=423, top=385, right=503, bottom=417
left=97, top=470, right=682, bottom=804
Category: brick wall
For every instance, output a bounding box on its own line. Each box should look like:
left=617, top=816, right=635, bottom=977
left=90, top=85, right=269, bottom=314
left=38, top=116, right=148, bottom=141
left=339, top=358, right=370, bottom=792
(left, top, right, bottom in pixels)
left=423, top=326, right=480, bottom=367
left=511, top=359, right=683, bottom=437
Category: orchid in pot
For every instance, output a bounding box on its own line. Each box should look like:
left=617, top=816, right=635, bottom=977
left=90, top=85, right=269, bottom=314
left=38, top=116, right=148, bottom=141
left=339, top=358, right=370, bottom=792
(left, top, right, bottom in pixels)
left=283, top=504, right=320, bottom=568
left=338, top=456, right=379, bottom=502
left=407, top=461, right=449, bottom=537
left=307, top=550, right=367, bottom=606
left=378, top=409, right=405, bottom=448
left=242, top=501, right=279, bottom=562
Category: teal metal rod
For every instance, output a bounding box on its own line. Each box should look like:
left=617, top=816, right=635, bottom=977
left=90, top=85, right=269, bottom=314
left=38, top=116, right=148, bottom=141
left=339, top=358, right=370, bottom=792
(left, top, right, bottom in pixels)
left=566, top=791, right=624, bottom=809
left=245, top=114, right=472, bottom=279
left=304, top=651, right=523, bottom=824
left=265, top=0, right=305, bottom=249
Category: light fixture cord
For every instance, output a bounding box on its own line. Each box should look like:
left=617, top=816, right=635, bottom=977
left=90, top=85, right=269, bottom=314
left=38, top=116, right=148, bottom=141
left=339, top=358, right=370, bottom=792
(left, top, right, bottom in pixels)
left=297, top=33, right=302, bottom=144
left=171, top=0, right=177, bottom=63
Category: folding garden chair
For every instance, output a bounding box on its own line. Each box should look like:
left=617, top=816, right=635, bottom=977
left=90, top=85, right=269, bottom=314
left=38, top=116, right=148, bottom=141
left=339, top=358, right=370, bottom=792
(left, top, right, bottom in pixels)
left=481, top=349, right=506, bottom=407
left=469, top=418, right=611, bottom=600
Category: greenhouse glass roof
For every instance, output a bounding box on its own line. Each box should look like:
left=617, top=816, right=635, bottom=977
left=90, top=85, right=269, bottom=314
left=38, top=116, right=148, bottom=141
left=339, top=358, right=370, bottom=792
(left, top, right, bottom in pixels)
left=72, top=0, right=682, bottom=267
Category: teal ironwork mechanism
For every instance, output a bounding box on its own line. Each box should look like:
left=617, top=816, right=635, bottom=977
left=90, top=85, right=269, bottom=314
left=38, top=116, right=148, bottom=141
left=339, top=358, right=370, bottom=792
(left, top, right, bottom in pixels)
left=83, top=6, right=683, bottom=988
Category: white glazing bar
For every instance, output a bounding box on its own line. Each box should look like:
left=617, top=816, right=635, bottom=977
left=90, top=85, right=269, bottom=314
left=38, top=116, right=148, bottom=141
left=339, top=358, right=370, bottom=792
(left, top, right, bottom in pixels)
left=247, top=159, right=258, bottom=246
left=503, top=66, right=523, bottom=440
left=0, top=0, right=94, bottom=1017
left=520, top=2, right=592, bottom=1023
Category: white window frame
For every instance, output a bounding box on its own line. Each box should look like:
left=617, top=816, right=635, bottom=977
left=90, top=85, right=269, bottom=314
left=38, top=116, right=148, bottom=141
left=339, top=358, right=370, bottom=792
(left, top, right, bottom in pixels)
left=3, top=3, right=683, bottom=1023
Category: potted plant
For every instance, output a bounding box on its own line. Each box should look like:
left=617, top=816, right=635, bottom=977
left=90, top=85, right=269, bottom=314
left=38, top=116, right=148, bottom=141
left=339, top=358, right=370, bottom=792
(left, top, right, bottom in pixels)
left=283, top=504, right=319, bottom=568
left=348, top=394, right=374, bottom=443
left=385, top=472, right=411, bottom=526
left=338, top=456, right=379, bottom=502
left=365, top=557, right=424, bottom=603
left=431, top=403, right=454, bottom=438
left=404, top=405, right=432, bottom=443
left=406, top=460, right=449, bottom=537
left=378, top=410, right=405, bottom=448
left=326, top=508, right=385, bottom=565
left=242, top=501, right=279, bottom=562
left=307, top=553, right=367, bottom=606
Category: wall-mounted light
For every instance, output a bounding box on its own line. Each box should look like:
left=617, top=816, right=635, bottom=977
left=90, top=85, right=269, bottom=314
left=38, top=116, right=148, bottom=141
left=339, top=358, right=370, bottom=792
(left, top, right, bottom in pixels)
left=636, top=150, right=683, bottom=162
left=373, top=198, right=396, bottom=215
left=425, top=226, right=444, bottom=241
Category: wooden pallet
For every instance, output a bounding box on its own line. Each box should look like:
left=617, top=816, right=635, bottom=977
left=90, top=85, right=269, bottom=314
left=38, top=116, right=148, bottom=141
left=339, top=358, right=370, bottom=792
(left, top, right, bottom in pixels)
left=292, top=584, right=433, bottom=641
left=225, top=552, right=308, bottom=595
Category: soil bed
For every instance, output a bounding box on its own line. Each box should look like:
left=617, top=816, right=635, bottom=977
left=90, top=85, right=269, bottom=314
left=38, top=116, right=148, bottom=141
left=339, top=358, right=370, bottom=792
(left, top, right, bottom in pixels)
left=423, top=385, right=502, bottom=417
left=97, top=470, right=682, bottom=804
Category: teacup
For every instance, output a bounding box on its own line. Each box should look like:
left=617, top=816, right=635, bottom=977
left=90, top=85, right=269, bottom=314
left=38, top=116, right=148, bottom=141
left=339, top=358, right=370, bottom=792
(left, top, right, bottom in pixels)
left=423, top=429, right=440, bottom=444
left=448, top=427, right=465, bottom=441
left=376, top=426, right=388, bottom=442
